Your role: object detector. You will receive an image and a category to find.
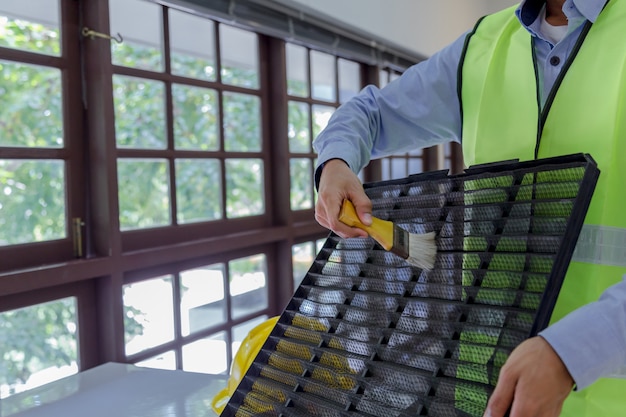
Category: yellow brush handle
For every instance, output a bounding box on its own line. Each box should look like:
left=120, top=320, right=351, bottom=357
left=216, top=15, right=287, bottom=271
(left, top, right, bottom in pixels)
left=338, top=200, right=394, bottom=251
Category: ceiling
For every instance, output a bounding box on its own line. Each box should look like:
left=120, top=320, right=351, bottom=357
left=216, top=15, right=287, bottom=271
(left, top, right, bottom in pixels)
left=274, top=0, right=520, bottom=57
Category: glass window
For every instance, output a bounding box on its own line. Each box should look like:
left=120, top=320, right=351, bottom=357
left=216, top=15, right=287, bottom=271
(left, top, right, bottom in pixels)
left=113, top=75, right=166, bottom=149
left=0, top=159, right=65, bottom=245
left=169, top=9, right=216, bottom=81
left=0, top=298, right=78, bottom=399
left=286, top=43, right=308, bottom=97
left=225, top=158, right=264, bottom=218
left=290, top=158, right=312, bottom=210
left=408, top=158, right=423, bottom=174
left=379, top=69, right=389, bottom=88
left=0, top=1, right=60, bottom=56
left=123, top=275, right=175, bottom=356
left=109, top=0, right=164, bottom=71
left=292, top=239, right=326, bottom=289
left=229, top=254, right=268, bottom=319
left=391, top=158, right=406, bottom=179
left=172, top=84, right=219, bottom=151
left=117, top=158, right=171, bottom=230
left=180, top=265, right=226, bottom=336
left=292, top=241, right=314, bottom=289
left=175, top=159, right=222, bottom=224
left=219, top=24, right=258, bottom=89
left=312, top=105, right=335, bottom=139
left=182, top=332, right=227, bottom=374
left=338, top=58, right=360, bottom=103
left=0, top=61, right=63, bottom=148
left=288, top=101, right=310, bottom=153
left=310, top=50, right=335, bottom=102
left=223, top=92, right=261, bottom=152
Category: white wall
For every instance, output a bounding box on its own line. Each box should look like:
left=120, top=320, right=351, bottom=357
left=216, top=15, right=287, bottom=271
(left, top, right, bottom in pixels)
left=275, top=0, right=519, bottom=57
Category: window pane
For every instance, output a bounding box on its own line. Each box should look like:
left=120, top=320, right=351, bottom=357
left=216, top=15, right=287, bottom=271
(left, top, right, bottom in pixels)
left=220, top=25, right=258, bottom=89
left=123, top=275, right=174, bottom=356
left=288, top=101, right=310, bottom=153
left=182, top=332, right=227, bottom=375
left=0, top=61, right=62, bottom=148
left=391, top=158, right=406, bottom=179
left=292, top=242, right=314, bottom=289
left=118, top=159, right=171, bottom=230
left=113, top=75, right=166, bottom=149
left=311, top=50, right=335, bottom=102
left=290, top=158, right=312, bottom=210
left=312, top=105, right=335, bottom=139
left=0, top=298, right=77, bottom=399
left=408, top=158, right=423, bottom=174
left=338, top=58, right=360, bottom=103
left=0, top=159, right=65, bottom=246
left=229, top=254, right=267, bottom=319
left=180, top=265, right=226, bottom=337
left=232, top=316, right=268, bottom=356
left=172, top=84, right=219, bottom=150
left=109, top=0, right=163, bottom=71
left=169, top=9, right=216, bottom=81
left=286, top=43, right=308, bottom=97
left=223, top=92, right=261, bottom=152
left=135, top=351, right=176, bottom=371
left=0, top=1, right=60, bottom=56
left=225, top=158, right=264, bottom=218
left=175, top=159, right=221, bottom=224
left=379, top=69, right=389, bottom=88
left=381, top=158, right=390, bottom=181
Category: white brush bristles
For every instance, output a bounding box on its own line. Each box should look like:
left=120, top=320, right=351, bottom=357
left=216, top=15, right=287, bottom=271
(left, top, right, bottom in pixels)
left=406, top=231, right=437, bottom=270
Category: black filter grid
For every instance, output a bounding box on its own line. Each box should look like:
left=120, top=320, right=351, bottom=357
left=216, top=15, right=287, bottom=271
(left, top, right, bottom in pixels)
left=223, top=153, right=599, bottom=417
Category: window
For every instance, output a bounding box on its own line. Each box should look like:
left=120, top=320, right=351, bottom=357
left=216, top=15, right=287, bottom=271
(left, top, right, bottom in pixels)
left=0, top=0, right=423, bottom=391
left=286, top=44, right=362, bottom=213
left=0, top=298, right=78, bottom=398
left=0, top=0, right=82, bottom=268
left=292, top=239, right=325, bottom=289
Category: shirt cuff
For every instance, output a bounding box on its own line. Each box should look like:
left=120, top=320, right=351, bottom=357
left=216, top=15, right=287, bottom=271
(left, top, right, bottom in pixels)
left=314, top=158, right=349, bottom=191
left=538, top=282, right=626, bottom=390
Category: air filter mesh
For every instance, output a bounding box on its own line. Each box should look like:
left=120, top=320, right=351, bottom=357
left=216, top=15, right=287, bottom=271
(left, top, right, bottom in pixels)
left=223, top=153, right=599, bottom=417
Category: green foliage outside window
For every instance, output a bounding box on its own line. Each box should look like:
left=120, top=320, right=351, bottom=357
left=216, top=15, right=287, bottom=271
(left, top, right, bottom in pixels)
left=0, top=17, right=319, bottom=391
left=0, top=299, right=76, bottom=396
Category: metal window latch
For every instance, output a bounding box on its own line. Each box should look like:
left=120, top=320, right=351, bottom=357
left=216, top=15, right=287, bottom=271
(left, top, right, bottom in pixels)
left=81, top=27, right=124, bottom=44
left=72, top=217, right=85, bottom=258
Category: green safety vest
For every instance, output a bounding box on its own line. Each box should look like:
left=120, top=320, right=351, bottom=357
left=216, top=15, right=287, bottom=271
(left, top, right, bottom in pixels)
left=460, top=1, right=626, bottom=416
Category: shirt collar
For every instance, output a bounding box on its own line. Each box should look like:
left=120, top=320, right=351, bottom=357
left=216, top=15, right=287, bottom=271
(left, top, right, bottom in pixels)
left=516, top=0, right=608, bottom=28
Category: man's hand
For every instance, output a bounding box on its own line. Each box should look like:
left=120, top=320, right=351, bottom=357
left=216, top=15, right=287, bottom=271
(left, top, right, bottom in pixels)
left=315, top=159, right=372, bottom=238
left=485, top=336, right=574, bottom=417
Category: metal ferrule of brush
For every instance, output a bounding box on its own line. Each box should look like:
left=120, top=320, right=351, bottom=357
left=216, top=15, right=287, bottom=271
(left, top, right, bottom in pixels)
left=391, top=226, right=410, bottom=260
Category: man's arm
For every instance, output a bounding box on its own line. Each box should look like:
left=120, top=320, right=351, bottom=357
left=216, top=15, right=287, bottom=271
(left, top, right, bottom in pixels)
left=313, top=33, right=467, bottom=235
left=486, top=275, right=626, bottom=417
left=312, top=32, right=467, bottom=175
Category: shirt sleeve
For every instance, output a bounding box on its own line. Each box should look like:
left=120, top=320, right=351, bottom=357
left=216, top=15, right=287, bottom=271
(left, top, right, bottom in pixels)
left=539, top=274, right=626, bottom=390
left=312, top=32, right=468, bottom=174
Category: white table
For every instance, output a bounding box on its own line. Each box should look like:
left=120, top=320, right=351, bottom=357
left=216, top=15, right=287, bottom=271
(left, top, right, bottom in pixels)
left=1, top=363, right=227, bottom=417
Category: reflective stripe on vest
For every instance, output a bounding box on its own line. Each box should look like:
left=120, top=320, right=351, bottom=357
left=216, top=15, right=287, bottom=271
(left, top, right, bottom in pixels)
left=573, top=225, right=626, bottom=267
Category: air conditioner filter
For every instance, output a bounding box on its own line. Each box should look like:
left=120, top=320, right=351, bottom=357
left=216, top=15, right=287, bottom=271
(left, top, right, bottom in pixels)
left=223, top=153, right=599, bottom=417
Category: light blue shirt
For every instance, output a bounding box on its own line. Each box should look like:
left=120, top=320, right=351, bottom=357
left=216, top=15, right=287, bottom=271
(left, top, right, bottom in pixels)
left=313, top=0, right=626, bottom=390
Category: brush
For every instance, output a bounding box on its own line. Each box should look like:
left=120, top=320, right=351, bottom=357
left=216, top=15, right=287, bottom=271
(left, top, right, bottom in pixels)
left=338, top=199, right=437, bottom=270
